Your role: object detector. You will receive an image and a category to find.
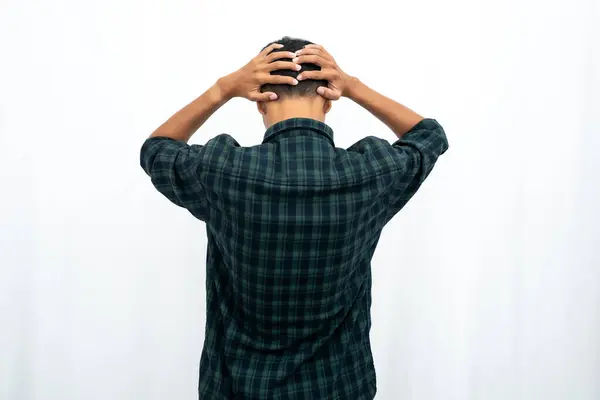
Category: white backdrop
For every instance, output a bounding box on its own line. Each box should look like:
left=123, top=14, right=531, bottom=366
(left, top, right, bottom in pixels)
left=1, top=0, right=599, bottom=399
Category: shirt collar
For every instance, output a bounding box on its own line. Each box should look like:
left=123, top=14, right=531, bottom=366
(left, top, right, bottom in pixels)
left=262, top=118, right=335, bottom=146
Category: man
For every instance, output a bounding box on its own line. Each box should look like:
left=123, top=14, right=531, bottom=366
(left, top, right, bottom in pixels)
left=140, top=36, right=448, bottom=399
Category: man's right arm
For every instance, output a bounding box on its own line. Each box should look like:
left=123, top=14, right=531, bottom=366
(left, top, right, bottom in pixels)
left=344, top=77, right=425, bottom=139
left=344, top=76, right=448, bottom=215
left=295, top=44, right=448, bottom=218
left=295, top=44, right=430, bottom=139
left=342, top=75, right=449, bottom=187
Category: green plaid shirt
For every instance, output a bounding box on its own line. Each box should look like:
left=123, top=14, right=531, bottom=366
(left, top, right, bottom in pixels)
left=140, top=117, right=448, bottom=399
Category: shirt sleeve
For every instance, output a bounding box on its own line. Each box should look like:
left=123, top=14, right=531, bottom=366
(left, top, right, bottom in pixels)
left=384, top=118, right=449, bottom=219
left=140, top=136, right=209, bottom=221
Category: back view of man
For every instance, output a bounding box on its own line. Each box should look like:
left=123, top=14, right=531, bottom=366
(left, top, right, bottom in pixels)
left=140, top=36, right=448, bottom=400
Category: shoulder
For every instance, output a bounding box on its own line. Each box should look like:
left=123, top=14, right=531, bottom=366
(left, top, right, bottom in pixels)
left=205, top=133, right=241, bottom=148
left=346, top=135, right=399, bottom=162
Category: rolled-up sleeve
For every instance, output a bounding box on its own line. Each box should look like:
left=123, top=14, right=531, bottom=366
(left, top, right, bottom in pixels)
left=140, top=137, right=209, bottom=221
left=385, top=118, right=449, bottom=217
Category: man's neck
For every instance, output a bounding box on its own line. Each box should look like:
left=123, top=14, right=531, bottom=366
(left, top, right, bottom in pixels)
left=265, top=99, right=325, bottom=128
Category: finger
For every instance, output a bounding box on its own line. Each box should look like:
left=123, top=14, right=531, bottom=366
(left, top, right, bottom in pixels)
left=296, top=70, right=335, bottom=81
left=302, top=44, right=331, bottom=56
left=303, top=44, right=324, bottom=50
left=293, top=54, right=331, bottom=67
left=264, top=75, right=299, bottom=85
left=249, top=92, right=278, bottom=102
left=317, top=86, right=341, bottom=100
left=266, top=51, right=296, bottom=63
left=265, top=61, right=301, bottom=72
left=259, top=43, right=284, bottom=57
left=294, top=47, right=333, bottom=61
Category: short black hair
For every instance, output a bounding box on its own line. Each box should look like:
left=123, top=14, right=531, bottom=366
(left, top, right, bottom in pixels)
left=260, top=36, right=327, bottom=98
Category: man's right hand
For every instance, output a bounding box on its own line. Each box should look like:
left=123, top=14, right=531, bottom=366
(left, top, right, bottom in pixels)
left=295, top=43, right=425, bottom=139
left=293, top=44, right=356, bottom=100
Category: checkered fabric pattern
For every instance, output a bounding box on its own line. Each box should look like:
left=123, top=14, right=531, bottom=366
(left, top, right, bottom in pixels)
left=140, top=117, right=448, bottom=399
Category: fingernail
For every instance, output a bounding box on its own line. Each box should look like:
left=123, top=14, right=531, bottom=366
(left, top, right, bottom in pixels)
left=292, top=57, right=299, bottom=63
left=297, top=74, right=303, bottom=80
left=269, top=93, right=277, bottom=100
left=295, top=64, right=301, bottom=71
left=317, top=87, right=325, bottom=94
left=293, top=79, right=298, bottom=85
left=295, top=50, right=301, bottom=55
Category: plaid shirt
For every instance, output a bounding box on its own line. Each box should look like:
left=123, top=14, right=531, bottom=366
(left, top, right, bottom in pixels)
left=140, top=117, right=448, bottom=399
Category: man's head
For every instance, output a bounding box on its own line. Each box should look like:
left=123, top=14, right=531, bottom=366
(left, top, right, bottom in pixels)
left=257, top=36, right=332, bottom=128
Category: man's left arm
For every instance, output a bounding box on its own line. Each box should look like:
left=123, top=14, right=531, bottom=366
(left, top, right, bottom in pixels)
left=148, top=83, right=228, bottom=143
left=140, top=44, right=299, bottom=217
left=148, top=43, right=299, bottom=142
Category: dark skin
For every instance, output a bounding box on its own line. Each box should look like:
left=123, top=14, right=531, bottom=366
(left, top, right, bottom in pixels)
left=149, top=43, right=299, bottom=142
left=150, top=43, right=424, bottom=143
left=294, top=44, right=424, bottom=137
left=294, top=44, right=350, bottom=100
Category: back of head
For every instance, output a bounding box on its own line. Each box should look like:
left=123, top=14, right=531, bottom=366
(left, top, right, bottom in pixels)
left=260, top=36, right=328, bottom=99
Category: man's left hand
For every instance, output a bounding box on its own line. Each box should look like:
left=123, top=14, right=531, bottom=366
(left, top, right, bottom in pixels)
left=218, top=43, right=300, bottom=102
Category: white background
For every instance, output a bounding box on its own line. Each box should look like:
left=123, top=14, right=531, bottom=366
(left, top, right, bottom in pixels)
left=1, top=0, right=599, bottom=399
